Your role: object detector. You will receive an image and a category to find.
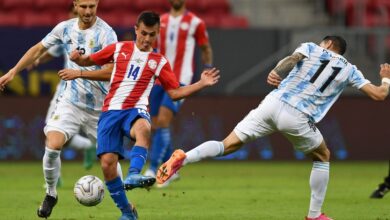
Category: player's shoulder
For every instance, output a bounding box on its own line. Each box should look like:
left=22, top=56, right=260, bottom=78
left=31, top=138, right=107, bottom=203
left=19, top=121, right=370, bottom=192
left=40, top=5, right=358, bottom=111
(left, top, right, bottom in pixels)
left=95, top=17, right=115, bottom=32
left=184, top=11, right=204, bottom=23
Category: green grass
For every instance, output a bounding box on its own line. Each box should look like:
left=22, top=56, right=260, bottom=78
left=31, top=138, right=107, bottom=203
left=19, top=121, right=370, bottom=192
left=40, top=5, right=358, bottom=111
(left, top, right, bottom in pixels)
left=0, top=161, right=389, bottom=220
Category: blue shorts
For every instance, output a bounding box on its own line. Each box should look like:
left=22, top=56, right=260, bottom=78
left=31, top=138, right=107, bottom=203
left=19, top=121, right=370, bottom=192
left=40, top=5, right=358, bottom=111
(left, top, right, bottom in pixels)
left=97, top=108, right=151, bottom=159
left=149, top=84, right=184, bottom=117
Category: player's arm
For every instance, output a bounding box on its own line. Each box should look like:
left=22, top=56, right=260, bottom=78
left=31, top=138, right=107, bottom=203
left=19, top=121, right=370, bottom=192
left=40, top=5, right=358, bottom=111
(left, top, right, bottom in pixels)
left=58, top=64, right=113, bottom=81
left=360, top=63, right=390, bottom=101
left=200, top=43, right=213, bottom=68
left=165, top=68, right=220, bottom=101
left=0, top=42, right=48, bottom=91
left=69, top=50, right=97, bottom=66
left=267, top=53, right=306, bottom=87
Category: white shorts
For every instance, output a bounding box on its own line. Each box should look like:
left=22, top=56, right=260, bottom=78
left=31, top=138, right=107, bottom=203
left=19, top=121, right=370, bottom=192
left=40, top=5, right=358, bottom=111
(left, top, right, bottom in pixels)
left=234, top=95, right=323, bottom=153
left=44, top=99, right=100, bottom=142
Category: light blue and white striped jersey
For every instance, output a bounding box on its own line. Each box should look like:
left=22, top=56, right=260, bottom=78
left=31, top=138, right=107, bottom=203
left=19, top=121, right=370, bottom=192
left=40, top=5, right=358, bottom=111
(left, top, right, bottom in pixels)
left=42, top=17, right=117, bottom=111
left=47, top=44, right=66, bottom=101
left=270, top=42, right=370, bottom=123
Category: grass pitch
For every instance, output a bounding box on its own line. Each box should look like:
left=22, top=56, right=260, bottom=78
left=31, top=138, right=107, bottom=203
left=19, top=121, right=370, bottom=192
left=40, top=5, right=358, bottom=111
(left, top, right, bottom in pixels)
left=0, top=161, right=389, bottom=220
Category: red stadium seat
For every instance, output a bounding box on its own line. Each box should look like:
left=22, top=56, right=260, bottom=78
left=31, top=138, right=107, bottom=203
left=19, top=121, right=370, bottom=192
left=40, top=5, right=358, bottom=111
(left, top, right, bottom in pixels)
left=21, top=12, right=57, bottom=27
left=134, top=0, right=170, bottom=14
left=35, top=0, right=70, bottom=10
left=219, top=15, right=249, bottom=29
left=187, top=0, right=230, bottom=15
left=98, top=11, right=138, bottom=28
left=99, top=0, right=134, bottom=12
left=200, top=14, right=220, bottom=28
left=0, top=12, right=21, bottom=26
left=2, top=0, right=33, bottom=9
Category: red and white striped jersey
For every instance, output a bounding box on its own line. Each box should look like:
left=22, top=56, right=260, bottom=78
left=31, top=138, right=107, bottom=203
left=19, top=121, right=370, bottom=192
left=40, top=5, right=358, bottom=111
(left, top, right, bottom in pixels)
left=158, top=11, right=209, bottom=85
left=90, top=41, right=180, bottom=112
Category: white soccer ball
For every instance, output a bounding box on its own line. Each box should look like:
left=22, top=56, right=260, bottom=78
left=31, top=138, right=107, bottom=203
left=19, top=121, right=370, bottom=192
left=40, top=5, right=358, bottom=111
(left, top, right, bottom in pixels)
left=74, top=175, right=105, bottom=207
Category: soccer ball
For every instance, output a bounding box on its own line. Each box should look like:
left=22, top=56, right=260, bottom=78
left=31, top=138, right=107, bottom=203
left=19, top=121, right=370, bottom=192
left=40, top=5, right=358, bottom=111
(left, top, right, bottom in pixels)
left=74, top=175, right=105, bottom=207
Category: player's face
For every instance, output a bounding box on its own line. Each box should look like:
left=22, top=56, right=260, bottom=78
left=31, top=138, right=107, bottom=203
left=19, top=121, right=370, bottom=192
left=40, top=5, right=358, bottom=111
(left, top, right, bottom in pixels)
left=169, top=0, right=185, bottom=10
left=135, top=22, right=159, bottom=52
left=74, top=0, right=98, bottom=25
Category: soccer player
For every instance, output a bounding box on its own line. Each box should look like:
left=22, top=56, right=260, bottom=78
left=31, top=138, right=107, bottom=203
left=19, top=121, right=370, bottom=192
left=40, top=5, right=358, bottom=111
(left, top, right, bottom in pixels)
left=64, top=11, right=219, bottom=220
left=0, top=0, right=120, bottom=218
left=370, top=160, right=390, bottom=198
left=29, top=4, right=96, bottom=171
left=144, top=0, right=213, bottom=184
left=157, top=36, right=390, bottom=220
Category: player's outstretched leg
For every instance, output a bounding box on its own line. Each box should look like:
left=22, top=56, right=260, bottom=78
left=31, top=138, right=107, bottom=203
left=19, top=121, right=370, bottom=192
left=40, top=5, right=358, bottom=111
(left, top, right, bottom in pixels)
left=37, top=194, right=58, bottom=218
left=157, top=149, right=186, bottom=184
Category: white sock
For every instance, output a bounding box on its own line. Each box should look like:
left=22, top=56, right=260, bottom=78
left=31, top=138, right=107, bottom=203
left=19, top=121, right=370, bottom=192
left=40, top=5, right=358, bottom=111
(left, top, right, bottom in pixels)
left=117, top=162, right=123, bottom=180
left=308, top=161, right=330, bottom=218
left=43, top=147, right=61, bottom=198
left=67, top=134, right=93, bottom=150
left=184, top=141, right=225, bottom=165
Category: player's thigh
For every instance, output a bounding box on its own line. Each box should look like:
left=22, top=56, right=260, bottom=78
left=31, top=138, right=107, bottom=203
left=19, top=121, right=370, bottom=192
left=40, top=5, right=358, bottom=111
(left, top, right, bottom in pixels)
left=233, top=95, right=277, bottom=143
left=277, top=106, right=323, bottom=153
left=122, top=108, right=151, bottom=144
left=97, top=111, right=125, bottom=159
left=81, top=110, right=100, bottom=142
left=44, top=100, right=82, bottom=143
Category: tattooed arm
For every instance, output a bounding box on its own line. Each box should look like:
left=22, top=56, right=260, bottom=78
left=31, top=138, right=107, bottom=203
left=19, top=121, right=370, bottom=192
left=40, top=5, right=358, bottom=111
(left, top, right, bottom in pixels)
left=273, top=52, right=306, bottom=78
left=267, top=52, right=306, bottom=87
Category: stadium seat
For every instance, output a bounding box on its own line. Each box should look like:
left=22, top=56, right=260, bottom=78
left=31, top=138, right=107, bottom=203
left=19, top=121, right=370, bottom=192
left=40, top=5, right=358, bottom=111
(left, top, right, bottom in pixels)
left=134, top=0, right=170, bottom=14
left=199, top=14, right=220, bottom=28
left=219, top=15, right=249, bottom=28
left=0, top=12, right=21, bottom=26
left=99, top=0, right=134, bottom=12
left=35, top=0, right=70, bottom=11
left=21, top=12, right=57, bottom=27
left=98, top=11, right=138, bottom=28
left=2, top=0, right=33, bottom=9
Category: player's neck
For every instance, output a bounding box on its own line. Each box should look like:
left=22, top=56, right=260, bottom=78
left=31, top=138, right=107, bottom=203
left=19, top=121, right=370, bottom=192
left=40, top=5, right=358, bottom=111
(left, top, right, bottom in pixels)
left=78, top=17, right=97, bottom=30
left=170, top=7, right=186, bottom=17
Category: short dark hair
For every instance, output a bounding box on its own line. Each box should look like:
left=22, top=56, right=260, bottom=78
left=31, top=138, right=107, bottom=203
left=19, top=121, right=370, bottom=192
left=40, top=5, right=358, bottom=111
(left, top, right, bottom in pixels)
left=322, top=36, right=347, bottom=55
left=136, top=11, right=160, bottom=27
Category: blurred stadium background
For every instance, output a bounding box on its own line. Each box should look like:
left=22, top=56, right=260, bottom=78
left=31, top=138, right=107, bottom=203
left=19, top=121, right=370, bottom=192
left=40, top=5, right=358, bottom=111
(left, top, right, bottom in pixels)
left=1, top=0, right=390, bottom=162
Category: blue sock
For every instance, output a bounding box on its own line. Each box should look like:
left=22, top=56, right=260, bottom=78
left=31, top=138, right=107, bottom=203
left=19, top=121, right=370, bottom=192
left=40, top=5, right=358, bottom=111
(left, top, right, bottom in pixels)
left=129, top=146, right=148, bottom=174
left=106, top=177, right=132, bottom=214
left=150, top=128, right=171, bottom=172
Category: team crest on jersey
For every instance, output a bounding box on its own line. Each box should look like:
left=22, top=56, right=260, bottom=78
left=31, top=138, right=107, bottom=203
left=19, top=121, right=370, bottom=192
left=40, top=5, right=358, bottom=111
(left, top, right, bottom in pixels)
left=148, top=59, right=157, bottom=70
left=180, top=22, right=189, bottom=30
left=89, top=39, right=95, bottom=48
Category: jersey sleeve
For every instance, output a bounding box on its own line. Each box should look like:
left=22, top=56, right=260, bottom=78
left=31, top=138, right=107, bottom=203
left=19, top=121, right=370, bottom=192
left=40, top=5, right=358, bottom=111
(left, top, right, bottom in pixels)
left=156, top=60, right=180, bottom=90
left=90, top=43, right=117, bottom=66
left=293, top=42, right=314, bottom=59
left=194, top=20, right=209, bottom=46
left=46, top=44, right=64, bottom=57
left=41, top=21, right=67, bottom=49
left=348, top=65, right=371, bottom=89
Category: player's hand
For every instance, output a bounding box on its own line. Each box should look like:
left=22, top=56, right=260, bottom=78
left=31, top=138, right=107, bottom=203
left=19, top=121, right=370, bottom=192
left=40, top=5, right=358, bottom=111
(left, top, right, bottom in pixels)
left=0, top=69, right=17, bottom=91
left=200, top=67, right=220, bottom=86
left=69, top=50, right=82, bottom=62
left=380, top=63, right=390, bottom=79
left=58, top=68, right=81, bottom=80
left=267, top=70, right=282, bottom=87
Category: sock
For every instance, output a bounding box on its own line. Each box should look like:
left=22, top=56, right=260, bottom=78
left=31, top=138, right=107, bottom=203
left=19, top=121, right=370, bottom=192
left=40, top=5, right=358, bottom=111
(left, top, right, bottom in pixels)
left=43, top=147, right=61, bottom=197
left=117, top=162, right=123, bottom=180
left=184, top=141, right=225, bottom=165
left=308, top=161, right=330, bottom=218
left=67, top=134, right=93, bottom=150
left=150, top=128, right=171, bottom=172
left=129, top=146, right=148, bottom=175
left=106, top=177, right=132, bottom=215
